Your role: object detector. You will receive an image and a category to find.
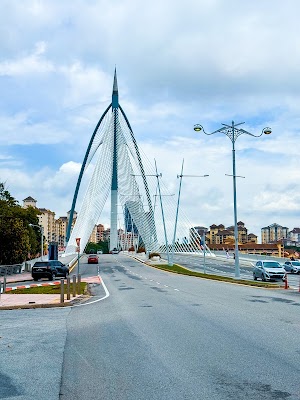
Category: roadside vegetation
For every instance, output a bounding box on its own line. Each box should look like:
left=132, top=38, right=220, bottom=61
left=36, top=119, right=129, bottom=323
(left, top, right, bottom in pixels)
left=6, top=282, right=88, bottom=295
left=0, top=183, right=42, bottom=265
left=85, top=241, right=109, bottom=254
left=151, top=263, right=281, bottom=288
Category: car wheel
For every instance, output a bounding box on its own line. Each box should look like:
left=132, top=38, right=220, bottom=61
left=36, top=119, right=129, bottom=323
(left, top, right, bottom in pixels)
left=49, top=272, right=56, bottom=281
left=253, top=273, right=257, bottom=281
left=297, top=271, right=300, bottom=275
left=261, top=273, right=266, bottom=282
left=32, top=276, right=39, bottom=281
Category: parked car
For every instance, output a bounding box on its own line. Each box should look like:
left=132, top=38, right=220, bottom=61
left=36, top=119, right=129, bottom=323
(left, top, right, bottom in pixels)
left=32, top=260, right=69, bottom=281
left=283, top=261, right=300, bottom=274
left=88, top=254, right=99, bottom=264
left=253, top=260, right=286, bottom=282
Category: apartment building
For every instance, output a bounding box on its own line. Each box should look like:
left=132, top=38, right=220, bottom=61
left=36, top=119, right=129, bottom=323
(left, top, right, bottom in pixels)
left=286, top=228, right=300, bottom=246
left=261, top=223, right=289, bottom=244
left=205, top=221, right=257, bottom=245
left=23, top=197, right=78, bottom=248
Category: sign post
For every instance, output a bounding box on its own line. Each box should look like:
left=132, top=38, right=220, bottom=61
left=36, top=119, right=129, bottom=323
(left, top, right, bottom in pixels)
left=76, top=238, right=81, bottom=277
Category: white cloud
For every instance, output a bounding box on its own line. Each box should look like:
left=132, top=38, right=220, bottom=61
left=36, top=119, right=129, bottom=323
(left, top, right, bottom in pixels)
left=0, top=41, right=54, bottom=76
left=1, top=0, right=300, bottom=240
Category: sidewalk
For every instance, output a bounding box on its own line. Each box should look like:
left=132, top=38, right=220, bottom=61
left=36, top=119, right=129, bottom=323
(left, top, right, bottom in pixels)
left=0, top=294, right=68, bottom=308
left=0, top=260, right=98, bottom=309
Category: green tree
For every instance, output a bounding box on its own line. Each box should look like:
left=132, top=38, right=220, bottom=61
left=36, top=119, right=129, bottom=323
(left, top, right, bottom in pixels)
left=0, top=183, right=40, bottom=264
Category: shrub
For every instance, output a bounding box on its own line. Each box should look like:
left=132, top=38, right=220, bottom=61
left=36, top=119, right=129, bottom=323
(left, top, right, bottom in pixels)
left=149, top=252, right=161, bottom=259
left=137, top=247, right=145, bottom=253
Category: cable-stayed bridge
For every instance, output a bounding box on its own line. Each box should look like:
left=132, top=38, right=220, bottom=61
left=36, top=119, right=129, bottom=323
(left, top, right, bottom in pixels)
left=64, top=70, right=213, bottom=261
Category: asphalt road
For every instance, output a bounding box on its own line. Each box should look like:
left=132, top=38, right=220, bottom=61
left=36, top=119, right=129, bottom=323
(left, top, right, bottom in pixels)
left=1, top=254, right=300, bottom=399
left=60, top=254, right=300, bottom=399
left=6, top=252, right=300, bottom=289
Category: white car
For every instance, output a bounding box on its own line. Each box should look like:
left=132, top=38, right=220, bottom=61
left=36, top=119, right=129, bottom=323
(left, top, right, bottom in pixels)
left=283, top=261, right=300, bottom=274
left=253, top=260, right=286, bottom=282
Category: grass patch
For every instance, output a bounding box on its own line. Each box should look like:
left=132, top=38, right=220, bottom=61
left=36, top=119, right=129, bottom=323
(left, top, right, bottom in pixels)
left=151, top=263, right=281, bottom=288
left=7, top=282, right=88, bottom=295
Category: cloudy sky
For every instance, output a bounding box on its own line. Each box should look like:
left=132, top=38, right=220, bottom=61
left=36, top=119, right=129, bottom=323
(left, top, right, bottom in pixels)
left=1, top=0, right=300, bottom=240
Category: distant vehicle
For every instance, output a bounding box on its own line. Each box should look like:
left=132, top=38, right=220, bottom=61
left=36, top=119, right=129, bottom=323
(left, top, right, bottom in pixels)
left=283, top=261, right=300, bottom=274
left=32, top=260, right=69, bottom=281
left=253, top=260, right=286, bottom=282
left=97, top=250, right=103, bottom=254
left=88, top=255, right=99, bottom=264
left=111, top=248, right=119, bottom=254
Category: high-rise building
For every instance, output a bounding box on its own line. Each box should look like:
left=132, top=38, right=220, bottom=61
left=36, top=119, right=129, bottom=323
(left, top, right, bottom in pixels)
left=261, top=223, right=288, bottom=244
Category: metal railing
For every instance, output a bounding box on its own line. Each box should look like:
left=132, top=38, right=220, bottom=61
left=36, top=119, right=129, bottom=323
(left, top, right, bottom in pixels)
left=0, top=264, right=22, bottom=276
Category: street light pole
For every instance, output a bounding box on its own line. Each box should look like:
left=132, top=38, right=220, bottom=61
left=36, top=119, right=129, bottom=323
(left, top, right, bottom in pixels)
left=194, top=122, right=271, bottom=278
left=172, top=158, right=209, bottom=266
left=29, top=224, right=44, bottom=261
left=154, top=159, right=171, bottom=266
left=202, top=229, right=207, bottom=274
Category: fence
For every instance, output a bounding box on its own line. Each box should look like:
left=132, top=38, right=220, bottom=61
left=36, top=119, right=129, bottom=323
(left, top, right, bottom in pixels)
left=0, top=264, right=22, bottom=276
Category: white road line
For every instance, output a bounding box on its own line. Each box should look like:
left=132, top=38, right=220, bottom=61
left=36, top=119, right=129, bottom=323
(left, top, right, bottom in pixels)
left=72, top=274, right=110, bottom=307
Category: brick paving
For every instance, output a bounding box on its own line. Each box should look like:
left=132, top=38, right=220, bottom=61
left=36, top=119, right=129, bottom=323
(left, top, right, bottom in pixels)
left=0, top=271, right=100, bottom=308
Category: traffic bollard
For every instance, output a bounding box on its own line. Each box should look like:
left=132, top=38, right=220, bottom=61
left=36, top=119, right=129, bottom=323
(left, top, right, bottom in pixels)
left=3, top=277, right=6, bottom=293
left=78, top=274, right=81, bottom=295
left=60, top=278, right=64, bottom=303
left=67, top=277, right=70, bottom=300
left=284, top=274, right=288, bottom=289
left=72, top=275, right=76, bottom=297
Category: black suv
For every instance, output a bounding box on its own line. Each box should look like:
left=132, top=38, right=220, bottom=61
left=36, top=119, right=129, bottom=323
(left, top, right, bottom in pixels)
left=32, top=260, right=69, bottom=281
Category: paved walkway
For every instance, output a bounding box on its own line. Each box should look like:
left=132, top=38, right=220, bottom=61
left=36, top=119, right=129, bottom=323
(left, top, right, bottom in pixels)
left=0, top=294, right=66, bottom=307
left=0, top=256, right=100, bottom=308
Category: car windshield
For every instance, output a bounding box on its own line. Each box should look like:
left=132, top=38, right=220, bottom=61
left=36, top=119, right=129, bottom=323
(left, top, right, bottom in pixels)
left=292, top=262, right=300, bottom=266
left=263, top=262, right=281, bottom=268
left=34, top=262, right=49, bottom=267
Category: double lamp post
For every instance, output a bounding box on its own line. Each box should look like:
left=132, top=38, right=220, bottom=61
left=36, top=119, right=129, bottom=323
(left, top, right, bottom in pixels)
left=194, top=121, right=271, bottom=278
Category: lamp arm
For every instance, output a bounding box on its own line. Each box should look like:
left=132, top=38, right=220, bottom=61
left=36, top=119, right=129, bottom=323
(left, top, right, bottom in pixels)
left=238, top=128, right=263, bottom=138
left=239, top=126, right=271, bottom=138
left=202, top=126, right=229, bottom=136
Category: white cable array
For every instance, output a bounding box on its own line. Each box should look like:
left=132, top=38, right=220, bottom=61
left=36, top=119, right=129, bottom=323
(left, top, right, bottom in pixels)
left=65, top=105, right=213, bottom=256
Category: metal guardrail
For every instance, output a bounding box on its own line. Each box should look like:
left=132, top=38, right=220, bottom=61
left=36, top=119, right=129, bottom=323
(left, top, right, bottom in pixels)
left=0, top=264, right=22, bottom=276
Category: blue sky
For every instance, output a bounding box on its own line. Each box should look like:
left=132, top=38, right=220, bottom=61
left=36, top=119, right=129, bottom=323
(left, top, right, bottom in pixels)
left=1, top=0, right=300, bottom=240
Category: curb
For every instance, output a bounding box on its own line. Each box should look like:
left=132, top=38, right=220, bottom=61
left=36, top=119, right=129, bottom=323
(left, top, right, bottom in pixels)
left=0, top=295, right=91, bottom=311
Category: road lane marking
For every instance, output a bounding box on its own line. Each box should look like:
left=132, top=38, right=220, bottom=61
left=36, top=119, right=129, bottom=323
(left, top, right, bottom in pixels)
left=72, top=274, right=110, bottom=307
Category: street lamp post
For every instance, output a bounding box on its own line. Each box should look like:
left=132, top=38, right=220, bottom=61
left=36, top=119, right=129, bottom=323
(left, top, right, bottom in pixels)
left=29, top=224, right=44, bottom=261
left=194, top=122, right=271, bottom=278
left=171, top=158, right=209, bottom=266
left=202, top=229, right=208, bottom=274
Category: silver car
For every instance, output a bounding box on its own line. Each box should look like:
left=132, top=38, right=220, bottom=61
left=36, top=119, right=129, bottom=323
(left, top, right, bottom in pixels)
left=253, top=260, right=286, bottom=282
left=283, top=261, right=300, bottom=274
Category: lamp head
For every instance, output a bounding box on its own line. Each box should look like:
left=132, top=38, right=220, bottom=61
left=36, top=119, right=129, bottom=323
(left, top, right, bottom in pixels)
left=263, top=127, right=272, bottom=135
left=194, top=124, right=203, bottom=132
